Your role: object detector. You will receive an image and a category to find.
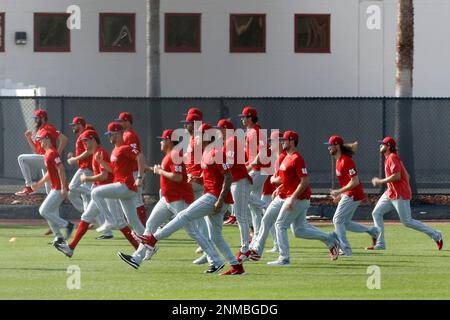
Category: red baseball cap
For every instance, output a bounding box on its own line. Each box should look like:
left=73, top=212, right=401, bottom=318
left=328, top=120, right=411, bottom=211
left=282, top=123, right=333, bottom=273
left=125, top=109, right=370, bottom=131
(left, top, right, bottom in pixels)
left=85, top=124, right=95, bottom=131
left=199, top=123, right=212, bottom=133
left=181, top=113, right=202, bottom=123
left=104, top=122, right=124, bottom=135
left=183, top=107, right=203, bottom=119
left=213, top=119, right=235, bottom=130
left=33, top=109, right=48, bottom=119
left=279, top=130, right=299, bottom=143
left=238, top=106, right=258, bottom=118
left=157, top=129, right=173, bottom=140
left=35, top=130, right=53, bottom=141
left=325, top=135, right=344, bottom=146
left=79, top=129, right=99, bottom=141
left=115, top=112, right=133, bottom=124
left=378, top=136, right=396, bottom=148
left=69, top=116, right=86, bottom=127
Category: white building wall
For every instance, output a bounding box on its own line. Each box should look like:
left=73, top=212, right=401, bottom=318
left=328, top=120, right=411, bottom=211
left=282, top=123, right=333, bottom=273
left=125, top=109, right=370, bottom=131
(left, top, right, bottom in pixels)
left=0, top=0, right=449, bottom=97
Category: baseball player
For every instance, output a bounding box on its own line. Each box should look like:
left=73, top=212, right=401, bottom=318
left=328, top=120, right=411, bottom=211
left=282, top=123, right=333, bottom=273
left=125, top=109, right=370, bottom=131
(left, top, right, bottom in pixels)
left=249, top=131, right=339, bottom=265
left=53, top=129, right=138, bottom=257
left=238, top=107, right=267, bottom=240
left=30, top=130, right=74, bottom=245
left=213, top=119, right=255, bottom=262
left=16, top=109, right=68, bottom=196
left=115, top=112, right=148, bottom=226
left=368, top=137, right=443, bottom=250
left=260, top=131, right=286, bottom=253
left=181, top=110, right=214, bottom=265
left=325, top=135, right=379, bottom=256
left=132, top=123, right=246, bottom=275
left=117, top=129, right=225, bottom=272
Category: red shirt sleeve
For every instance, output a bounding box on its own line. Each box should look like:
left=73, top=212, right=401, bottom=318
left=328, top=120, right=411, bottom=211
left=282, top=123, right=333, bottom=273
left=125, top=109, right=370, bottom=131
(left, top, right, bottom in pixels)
left=122, top=145, right=140, bottom=160
left=388, top=155, right=402, bottom=174
left=345, top=158, right=358, bottom=178
left=295, top=156, right=308, bottom=179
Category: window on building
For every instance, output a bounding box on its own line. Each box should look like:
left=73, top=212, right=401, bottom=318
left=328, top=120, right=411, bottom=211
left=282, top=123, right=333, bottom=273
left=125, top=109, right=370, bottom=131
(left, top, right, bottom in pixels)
left=165, top=13, right=201, bottom=53
left=0, top=13, right=5, bottom=52
left=230, top=14, right=266, bottom=53
left=34, top=13, right=71, bottom=52
left=100, top=13, right=135, bottom=52
left=295, top=14, right=330, bottom=53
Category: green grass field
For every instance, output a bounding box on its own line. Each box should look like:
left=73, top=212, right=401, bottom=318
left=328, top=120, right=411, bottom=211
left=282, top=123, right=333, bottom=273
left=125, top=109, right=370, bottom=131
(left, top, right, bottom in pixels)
left=0, top=222, right=449, bottom=300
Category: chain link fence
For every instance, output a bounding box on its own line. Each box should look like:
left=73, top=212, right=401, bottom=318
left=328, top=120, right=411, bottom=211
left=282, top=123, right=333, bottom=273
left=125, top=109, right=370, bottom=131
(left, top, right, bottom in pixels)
left=0, top=97, right=449, bottom=195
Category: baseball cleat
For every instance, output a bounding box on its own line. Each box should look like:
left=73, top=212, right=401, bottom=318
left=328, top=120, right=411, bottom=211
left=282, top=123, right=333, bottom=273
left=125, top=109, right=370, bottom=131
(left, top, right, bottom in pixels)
left=223, top=215, right=237, bottom=225
left=15, top=186, right=34, bottom=196
left=436, top=231, right=444, bottom=250
left=366, top=245, right=386, bottom=250
left=143, top=246, right=159, bottom=261
left=49, top=237, right=64, bottom=245
left=195, top=246, right=204, bottom=254
left=267, top=259, right=290, bottom=266
left=329, top=244, right=339, bottom=261
left=131, top=232, right=157, bottom=250
left=193, top=254, right=208, bottom=265
left=220, top=263, right=245, bottom=276
left=117, top=252, right=140, bottom=270
left=204, top=262, right=225, bottom=274
left=338, top=249, right=352, bottom=257
left=54, top=242, right=74, bottom=258
left=370, top=227, right=380, bottom=247
left=96, top=222, right=115, bottom=233
left=95, top=234, right=114, bottom=240
left=65, top=222, right=75, bottom=240
left=236, top=250, right=251, bottom=263
left=248, top=249, right=261, bottom=261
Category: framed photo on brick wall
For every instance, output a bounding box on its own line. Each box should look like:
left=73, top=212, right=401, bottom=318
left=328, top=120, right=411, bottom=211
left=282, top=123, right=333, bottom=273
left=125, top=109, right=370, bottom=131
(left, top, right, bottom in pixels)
left=230, top=14, right=266, bottom=53
left=100, top=13, right=135, bottom=52
left=34, top=13, right=71, bottom=52
left=165, top=13, right=201, bottom=53
left=295, top=14, right=330, bottom=53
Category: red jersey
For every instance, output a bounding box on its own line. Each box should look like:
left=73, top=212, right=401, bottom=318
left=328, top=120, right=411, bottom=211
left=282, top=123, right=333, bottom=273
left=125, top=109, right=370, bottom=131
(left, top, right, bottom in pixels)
left=335, top=155, right=365, bottom=201
left=44, top=147, right=64, bottom=190
left=384, top=153, right=412, bottom=200
left=224, top=136, right=252, bottom=183
left=76, top=134, right=93, bottom=170
left=161, top=150, right=195, bottom=204
left=262, top=151, right=287, bottom=195
left=201, top=148, right=234, bottom=204
left=185, top=135, right=202, bottom=177
left=123, top=128, right=141, bottom=172
left=278, top=151, right=311, bottom=200
left=92, top=147, right=114, bottom=186
left=36, top=123, right=60, bottom=155
left=110, top=144, right=140, bottom=192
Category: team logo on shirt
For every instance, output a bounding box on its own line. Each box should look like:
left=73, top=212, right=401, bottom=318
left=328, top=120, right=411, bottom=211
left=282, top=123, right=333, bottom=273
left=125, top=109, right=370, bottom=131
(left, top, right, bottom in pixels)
left=54, top=157, right=61, bottom=165
left=279, top=163, right=286, bottom=171
left=174, top=165, right=183, bottom=173
left=349, top=169, right=356, bottom=175
left=336, top=170, right=341, bottom=177
left=222, top=164, right=231, bottom=171
left=302, top=168, right=308, bottom=175
left=111, top=155, right=118, bottom=162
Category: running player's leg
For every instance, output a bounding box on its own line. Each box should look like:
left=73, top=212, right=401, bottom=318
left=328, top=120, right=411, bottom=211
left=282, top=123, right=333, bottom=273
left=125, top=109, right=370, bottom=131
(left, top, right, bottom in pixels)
left=371, top=194, right=394, bottom=248
left=133, top=171, right=147, bottom=225
left=262, top=194, right=278, bottom=252
left=393, top=198, right=442, bottom=241
left=248, top=170, right=266, bottom=238
left=17, top=154, right=45, bottom=189
left=69, top=168, right=87, bottom=212
left=39, top=190, right=69, bottom=236
left=333, top=195, right=359, bottom=256
left=251, top=196, right=283, bottom=256
left=231, top=179, right=252, bottom=254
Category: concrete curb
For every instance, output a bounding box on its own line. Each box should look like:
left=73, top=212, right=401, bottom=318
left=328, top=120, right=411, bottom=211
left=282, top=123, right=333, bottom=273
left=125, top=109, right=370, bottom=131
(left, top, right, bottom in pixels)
left=1, top=203, right=450, bottom=220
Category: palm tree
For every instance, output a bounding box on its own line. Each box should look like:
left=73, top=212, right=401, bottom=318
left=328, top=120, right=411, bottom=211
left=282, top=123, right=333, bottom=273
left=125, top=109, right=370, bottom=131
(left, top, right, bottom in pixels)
left=394, top=0, right=417, bottom=193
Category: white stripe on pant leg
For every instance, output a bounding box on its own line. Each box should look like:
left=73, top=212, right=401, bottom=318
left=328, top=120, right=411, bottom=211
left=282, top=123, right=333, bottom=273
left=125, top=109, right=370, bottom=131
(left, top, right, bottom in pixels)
left=154, top=194, right=216, bottom=240
left=206, top=204, right=238, bottom=265
left=17, top=154, right=45, bottom=186
left=275, top=200, right=309, bottom=262
left=39, top=190, right=67, bottom=233
left=231, top=179, right=251, bottom=253
left=252, top=196, right=284, bottom=254
left=393, top=198, right=441, bottom=241
left=333, top=195, right=359, bottom=254
left=133, top=171, right=145, bottom=208
left=248, top=170, right=266, bottom=239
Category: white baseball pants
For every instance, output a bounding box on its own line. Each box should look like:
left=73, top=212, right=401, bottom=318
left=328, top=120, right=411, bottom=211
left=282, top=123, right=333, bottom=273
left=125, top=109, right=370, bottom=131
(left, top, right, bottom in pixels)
left=192, top=182, right=211, bottom=242
left=39, top=190, right=69, bottom=239
left=333, top=195, right=376, bottom=255
left=133, top=171, right=145, bottom=208
left=69, top=168, right=93, bottom=212
left=91, top=183, right=144, bottom=235
left=230, top=178, right=252, bottom=253
left=82, top=197, right=127, bottom=229
left=261, top=194, right=278, bottom=250
left=248, top=170, right=266, bottom=239
left=372, top=193, right=441, bottom=248
left=17, top=154, right=50, bottom=193
left=154, top=193, right=238, bottom=265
